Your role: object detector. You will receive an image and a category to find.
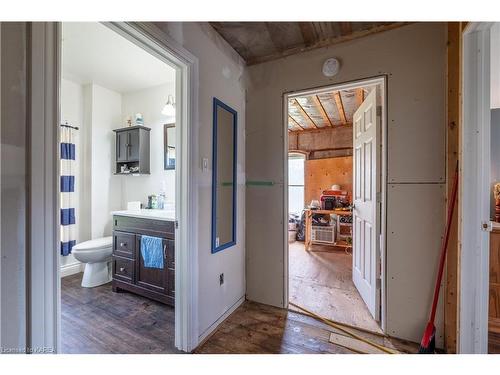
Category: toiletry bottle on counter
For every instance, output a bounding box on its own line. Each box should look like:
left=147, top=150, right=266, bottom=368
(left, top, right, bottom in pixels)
left=158, top=181, right=166, bottom=210
left=148, top=194, right=158, bottom=209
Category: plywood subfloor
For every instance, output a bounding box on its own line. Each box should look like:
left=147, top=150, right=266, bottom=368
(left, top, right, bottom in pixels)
left=195, top=300, right=418, bottom=354
left=288, top=241, right=382, bottom=334
left=61, top=273, right=181, bottom=354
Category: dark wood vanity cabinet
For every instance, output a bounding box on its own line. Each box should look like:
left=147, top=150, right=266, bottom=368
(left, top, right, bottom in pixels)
left=112, top=215, right=175, bottom=306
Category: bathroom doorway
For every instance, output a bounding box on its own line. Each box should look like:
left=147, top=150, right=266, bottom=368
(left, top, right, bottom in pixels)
left=55, top=22, right=197, bottom=353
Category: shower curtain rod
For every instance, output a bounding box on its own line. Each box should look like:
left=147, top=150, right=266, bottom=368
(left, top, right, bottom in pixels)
left=60, top=123, right=79, bottom=130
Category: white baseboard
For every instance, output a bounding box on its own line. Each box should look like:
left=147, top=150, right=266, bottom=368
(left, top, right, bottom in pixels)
left=197, top=295, right=245, bottom=345
left=60, top=262, right=84, bottom=278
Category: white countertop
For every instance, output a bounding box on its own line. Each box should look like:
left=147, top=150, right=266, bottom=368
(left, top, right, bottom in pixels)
left=112, top=209, right=175, bottom=221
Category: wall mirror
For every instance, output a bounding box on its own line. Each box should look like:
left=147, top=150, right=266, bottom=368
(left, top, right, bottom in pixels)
left=164, top=123, right=175, bottom=170
left=212, top=98, right=237, bottom=253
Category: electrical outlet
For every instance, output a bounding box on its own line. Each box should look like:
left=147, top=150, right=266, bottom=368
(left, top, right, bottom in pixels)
left=219, top=273, right=224, bottom=286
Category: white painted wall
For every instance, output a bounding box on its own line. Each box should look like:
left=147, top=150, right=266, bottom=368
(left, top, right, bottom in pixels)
left=245, top=23, right=447, bottom=346
left=89, top=84, right=123, bottom=238
left=121, top=83, right=176, bottom=208
left=155, top=22, right=246, bottom=340
left=60, top=79, right=86, bottom=271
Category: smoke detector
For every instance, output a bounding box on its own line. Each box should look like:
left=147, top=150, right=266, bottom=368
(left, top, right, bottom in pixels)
left=322, top=58, right=340, bottom=77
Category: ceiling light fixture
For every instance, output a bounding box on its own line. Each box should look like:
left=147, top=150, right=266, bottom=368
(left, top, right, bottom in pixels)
left=162, top=95, right=176, bottom=117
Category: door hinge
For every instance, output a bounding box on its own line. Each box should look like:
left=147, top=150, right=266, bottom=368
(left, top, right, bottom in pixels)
left=175, top=220, right=179, bottom=229
left=376, top=277, right=382, bottom=289
left=376, top=106, right=382, bottom=117
left=376, top=192, right=382, bottom=203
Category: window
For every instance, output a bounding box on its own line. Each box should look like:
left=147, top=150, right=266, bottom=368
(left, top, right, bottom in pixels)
left=288, top=153, right=305, bottom=214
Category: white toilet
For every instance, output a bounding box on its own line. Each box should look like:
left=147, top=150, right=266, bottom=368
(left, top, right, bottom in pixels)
left=72, top=236, right=113, bottom=288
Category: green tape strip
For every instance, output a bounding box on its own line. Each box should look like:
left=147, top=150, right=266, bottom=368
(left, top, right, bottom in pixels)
left=246, top=180, right=274, bottom=186
left=221, top=182, right=233, bottom=186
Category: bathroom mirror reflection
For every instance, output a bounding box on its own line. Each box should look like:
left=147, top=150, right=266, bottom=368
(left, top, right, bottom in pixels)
left=211, top=98, right=237, bottom=253
left=164, top=123, right=175, bottom=170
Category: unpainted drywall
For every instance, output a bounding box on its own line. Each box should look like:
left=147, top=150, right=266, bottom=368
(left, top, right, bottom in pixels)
left=154, top=22, right=246, bottom=341
left=245, top=22, right=446, bottom=344
left=304, top=157, right=353, bottom=205
left=0, top=22, right=27, bottom=350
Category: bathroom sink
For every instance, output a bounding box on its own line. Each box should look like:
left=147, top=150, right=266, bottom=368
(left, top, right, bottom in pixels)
left=112, top=209, right=175, bottom=221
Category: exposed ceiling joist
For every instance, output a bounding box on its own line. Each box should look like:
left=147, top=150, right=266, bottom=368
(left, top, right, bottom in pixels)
left=288, top=115, right=304, bottom=131
left=339, top=22, right=352, bottom=36
left=312, top=95, right=333, bottom=127
left=355, top=88, right=364, bottom=108
left=292, top=99, right=318, bottom=129
left=298, top=22, right=317, bottom=47
left=210, top=22, right=410, bottom=66
left=289, top=123, right=353, bottom=134
left=333, top=92, right=347, bottom=125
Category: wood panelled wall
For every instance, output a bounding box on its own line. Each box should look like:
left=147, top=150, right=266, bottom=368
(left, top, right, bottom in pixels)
left=304, top=156, right=353, bottom=206
left=445, top=22, right=465, bottom=354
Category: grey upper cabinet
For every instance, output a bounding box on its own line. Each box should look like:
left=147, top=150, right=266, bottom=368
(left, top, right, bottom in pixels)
left=113, top=125, right=151, bottom=175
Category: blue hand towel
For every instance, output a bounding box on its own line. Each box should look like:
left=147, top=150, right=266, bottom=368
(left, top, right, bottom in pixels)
left=140, top=235, right=164, bottom=269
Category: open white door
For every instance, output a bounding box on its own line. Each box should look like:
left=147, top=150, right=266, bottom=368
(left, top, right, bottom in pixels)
left=352, top=89, right=380, bottom=320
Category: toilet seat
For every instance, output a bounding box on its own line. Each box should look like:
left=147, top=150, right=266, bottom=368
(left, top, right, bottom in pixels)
left=72, top=236, right=112, bottom=252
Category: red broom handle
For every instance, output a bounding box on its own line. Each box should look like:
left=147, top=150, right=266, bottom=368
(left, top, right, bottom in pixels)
left=429, top=162, right=459, bottom=323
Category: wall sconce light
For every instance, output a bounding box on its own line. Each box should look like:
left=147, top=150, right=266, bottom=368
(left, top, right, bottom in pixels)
left=162, top=95, right=176, bottom=117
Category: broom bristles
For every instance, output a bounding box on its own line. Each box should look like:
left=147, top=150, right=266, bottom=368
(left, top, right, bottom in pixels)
left=418, top=322, right=436, bottom=354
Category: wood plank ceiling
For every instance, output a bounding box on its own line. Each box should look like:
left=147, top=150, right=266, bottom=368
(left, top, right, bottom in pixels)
left=209, top=22, right=407, bottom=65
left=288, top=88, right=365, bottom=132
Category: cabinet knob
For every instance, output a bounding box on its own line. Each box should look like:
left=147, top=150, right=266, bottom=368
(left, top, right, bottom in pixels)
left=119, top=267, right=125, bottom=272
left=120, top=242, right=127, bottom=247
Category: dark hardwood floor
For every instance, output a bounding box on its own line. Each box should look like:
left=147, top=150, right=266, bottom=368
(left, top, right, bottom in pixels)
left=489, top=331, right=500, bottom=353
left=62, top=273, right=181, bottom=354
left=195, top=300, right=419, bottom=354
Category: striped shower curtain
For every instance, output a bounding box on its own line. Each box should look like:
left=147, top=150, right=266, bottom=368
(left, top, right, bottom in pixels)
left=60, top=126, right=77, bottom=256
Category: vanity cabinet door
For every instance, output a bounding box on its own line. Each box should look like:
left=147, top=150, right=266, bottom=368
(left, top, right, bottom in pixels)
left=135, top=235, right=168, bottom=295
left=164, top=239, right=175, bottom=298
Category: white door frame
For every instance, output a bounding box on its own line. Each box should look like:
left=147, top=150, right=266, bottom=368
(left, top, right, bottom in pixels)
left=283, top=76, right=388, bottom=331
left=459, top=21, right=493, bottom=354
left=28, top=22, right=200, bottom=353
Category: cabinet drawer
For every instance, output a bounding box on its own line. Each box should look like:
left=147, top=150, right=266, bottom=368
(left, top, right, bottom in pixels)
left=113, top=256, right=135, bottom=283
left=113, top=231, right=135, bottom=258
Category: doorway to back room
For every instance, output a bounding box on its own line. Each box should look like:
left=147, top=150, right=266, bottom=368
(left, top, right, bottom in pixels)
left=285, top=77, right=386, bottom=334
